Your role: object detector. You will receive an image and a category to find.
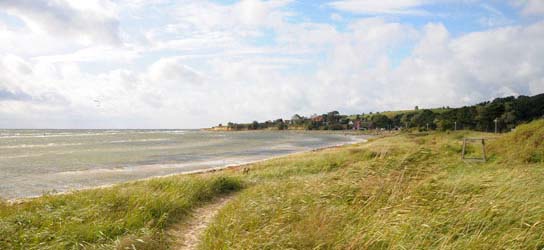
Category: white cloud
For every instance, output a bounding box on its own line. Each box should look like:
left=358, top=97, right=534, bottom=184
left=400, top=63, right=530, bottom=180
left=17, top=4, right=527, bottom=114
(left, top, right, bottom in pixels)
left=513, top=0, right=544, bottom=15
left=0, top=22, right=81, bottom=57
left=147, top=57, right=205, bottom=87
left=33, top=45, right=141, bottom=64
left=0, top=0, right=121, bottom=45
left=329, top=0, right=430, bottom=15
left=235, top=0, right=290, bottom=27
left=170, top=0, right=291, bottom=32
left=0, top=0, right=543, bottom=128
left=301, top=20, right=544, bottom=114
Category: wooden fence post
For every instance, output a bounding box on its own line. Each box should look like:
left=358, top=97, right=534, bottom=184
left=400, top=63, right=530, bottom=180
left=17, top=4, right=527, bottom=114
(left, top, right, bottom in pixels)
left=461, top=138, right=466, bottom=160
left=482, top=138, right=486, bottom=161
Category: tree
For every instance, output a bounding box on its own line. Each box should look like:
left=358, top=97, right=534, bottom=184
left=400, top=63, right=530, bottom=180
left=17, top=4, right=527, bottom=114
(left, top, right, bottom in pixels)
left=476, top=102, right=504, bottom=132
left=400, top=113, right=412, bottom=128
left=220, top=93, right=544, bottom=132
left=391, top=114, right=404, bottom=128
left=436, top=109, right=457, bottom=131
left=326, top=111, right=340, bottom=125
left=251, top=121, right=260, bottom=130
left=371, top=114, right=391, bottom=129
left=273, top=119, right=285, bottom=130
left=306, top=121, right=319, bottom=130
left=411, top=109, right=435, bottom=130
left=455, top=106, right=477, bottom=130
left=513, top=95, right=532, bottom=121
left=291, top=114, right=303, bottom=125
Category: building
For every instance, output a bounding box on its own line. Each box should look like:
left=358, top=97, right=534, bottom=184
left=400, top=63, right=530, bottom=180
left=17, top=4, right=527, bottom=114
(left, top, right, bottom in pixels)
left=311, top=115, right=324, bottom=123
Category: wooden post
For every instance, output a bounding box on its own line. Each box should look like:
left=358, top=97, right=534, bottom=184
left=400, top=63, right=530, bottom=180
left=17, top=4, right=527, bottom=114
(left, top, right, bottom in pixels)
left=482, top=138, right=486, bottom=161
left=461, top=138, right=466, bottom=160
left=494, top=118, right=498, bottom=133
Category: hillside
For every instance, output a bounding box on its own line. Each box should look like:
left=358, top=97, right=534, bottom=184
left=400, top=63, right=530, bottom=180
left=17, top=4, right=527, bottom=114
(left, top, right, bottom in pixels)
left=199, top=120, right=544, bottom=249
left=217, top=93, right=544, bottom=132
left=1, top=120, right=543, bottom=249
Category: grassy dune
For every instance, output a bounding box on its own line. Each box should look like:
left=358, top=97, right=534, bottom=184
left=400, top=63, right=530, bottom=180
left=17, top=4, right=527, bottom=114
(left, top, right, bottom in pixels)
left=201, top=120, right=544, bottom=249
left=0, top=175, right=243, bottom=249
left=1, top=120, right=543, bottom=249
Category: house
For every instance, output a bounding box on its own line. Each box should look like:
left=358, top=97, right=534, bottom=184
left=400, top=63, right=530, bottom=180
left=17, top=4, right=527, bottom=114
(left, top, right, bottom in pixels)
left=311, top=115, right=324, bottom=123
left=352, top=120, right=362, bottom=130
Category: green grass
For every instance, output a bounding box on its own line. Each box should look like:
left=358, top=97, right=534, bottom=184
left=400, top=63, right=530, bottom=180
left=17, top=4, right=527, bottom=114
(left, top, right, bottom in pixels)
left=0, top=175, right=243, bottom=249
left=487, top=119, right=544, bottom=164
left=1, top=120, right=543, bottom=249
left=348, top=107, right=451, bottom=120
left=201, top=121, right=544, bottom=249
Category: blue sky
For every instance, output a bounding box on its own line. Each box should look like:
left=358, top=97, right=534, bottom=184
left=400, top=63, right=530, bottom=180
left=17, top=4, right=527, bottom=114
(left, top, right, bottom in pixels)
left=0, top=0, right=543, bottom=128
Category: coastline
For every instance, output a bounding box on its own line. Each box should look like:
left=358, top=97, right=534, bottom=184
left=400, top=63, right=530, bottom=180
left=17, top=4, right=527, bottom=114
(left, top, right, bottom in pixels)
left=4, top=121, right=543, bottom=249
left=6, top=135, right=372, bottom=204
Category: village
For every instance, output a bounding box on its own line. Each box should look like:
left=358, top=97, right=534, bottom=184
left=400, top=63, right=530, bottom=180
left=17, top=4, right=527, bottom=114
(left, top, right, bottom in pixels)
left=213, top=93, right=544, bottom=132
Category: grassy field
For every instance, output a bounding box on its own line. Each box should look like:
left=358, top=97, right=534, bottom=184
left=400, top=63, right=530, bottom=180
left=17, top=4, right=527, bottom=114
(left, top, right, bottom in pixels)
left=1, top=120, right=543, bottom=249
left=201, top=120, right=544, bottom=249
left=0, top=175, right=243, bottom=249
left=348, top=107, right=451, bottom=120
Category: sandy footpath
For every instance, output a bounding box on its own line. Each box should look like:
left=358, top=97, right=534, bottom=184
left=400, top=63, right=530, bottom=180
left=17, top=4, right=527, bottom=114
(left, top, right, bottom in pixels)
left=168, top=195, right=235, bottom=250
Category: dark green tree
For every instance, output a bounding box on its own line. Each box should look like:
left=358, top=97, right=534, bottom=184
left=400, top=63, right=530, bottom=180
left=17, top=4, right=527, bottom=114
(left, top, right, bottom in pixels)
left=371, top=114, right=392, bottom=129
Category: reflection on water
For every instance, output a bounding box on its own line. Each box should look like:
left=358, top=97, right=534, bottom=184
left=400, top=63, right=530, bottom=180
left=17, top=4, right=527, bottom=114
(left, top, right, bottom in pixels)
left=0, top=129, right=367, bottom=199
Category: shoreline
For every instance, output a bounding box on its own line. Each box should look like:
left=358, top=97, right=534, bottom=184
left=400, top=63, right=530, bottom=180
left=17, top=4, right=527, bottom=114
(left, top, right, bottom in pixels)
left=203, top=127, right=378, bottom=134
left=6, top=135, right=371, bottom=204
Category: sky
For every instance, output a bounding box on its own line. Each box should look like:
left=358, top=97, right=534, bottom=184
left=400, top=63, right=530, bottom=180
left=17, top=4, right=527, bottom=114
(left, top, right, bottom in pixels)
left=0, top=0, right=543, bottom=129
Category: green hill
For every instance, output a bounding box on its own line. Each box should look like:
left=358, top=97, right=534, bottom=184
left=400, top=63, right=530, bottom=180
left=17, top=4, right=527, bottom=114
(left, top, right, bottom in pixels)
left=220, top=93, right=544, bottom=132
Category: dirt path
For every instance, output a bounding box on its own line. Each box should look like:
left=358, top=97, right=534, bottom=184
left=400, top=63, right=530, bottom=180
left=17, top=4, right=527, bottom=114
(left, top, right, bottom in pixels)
left=169, top=195, right=234, bottom=250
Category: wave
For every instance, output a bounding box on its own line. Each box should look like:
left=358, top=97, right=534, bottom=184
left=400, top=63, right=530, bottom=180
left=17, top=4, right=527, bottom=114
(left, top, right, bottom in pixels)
left=0, top=130, right=189, bottom=139
left=133, top=130, right=188, bottom=135
left=0, top=132, right=119, bottom=139
left=54, top=159, right=231, bottom=177
left=0, top=143, right=83, bottom=149
left=108, top=138, right=170, bottom=143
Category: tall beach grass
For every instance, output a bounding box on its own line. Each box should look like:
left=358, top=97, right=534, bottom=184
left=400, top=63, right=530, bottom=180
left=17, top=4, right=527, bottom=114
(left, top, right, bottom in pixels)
left=201, top=120, right=544, bottom=249
left=0, top=175, right=243, bottom=249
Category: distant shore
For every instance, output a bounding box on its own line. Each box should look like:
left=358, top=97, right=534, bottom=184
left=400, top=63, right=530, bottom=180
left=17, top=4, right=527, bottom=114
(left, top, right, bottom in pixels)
left=204, top=126, right=381, bottom=135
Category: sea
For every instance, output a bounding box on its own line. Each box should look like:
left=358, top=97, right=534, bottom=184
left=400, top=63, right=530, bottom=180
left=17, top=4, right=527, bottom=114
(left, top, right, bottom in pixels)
left=0, top=129, right=368, bottom=199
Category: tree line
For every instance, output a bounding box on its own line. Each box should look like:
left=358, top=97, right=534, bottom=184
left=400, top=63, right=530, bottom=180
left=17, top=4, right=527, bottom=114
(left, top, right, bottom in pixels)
left=217, top=93, right=544, bottom=132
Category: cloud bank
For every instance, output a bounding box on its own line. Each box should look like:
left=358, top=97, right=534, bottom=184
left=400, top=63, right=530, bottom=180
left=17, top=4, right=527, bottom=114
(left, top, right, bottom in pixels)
left=0, top=0, right=542, bottom=128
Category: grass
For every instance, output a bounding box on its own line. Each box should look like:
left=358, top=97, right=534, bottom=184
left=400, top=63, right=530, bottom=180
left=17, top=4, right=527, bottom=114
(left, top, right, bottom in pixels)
left=348, top=107, right=451, bottom=120
left=201, top=120, right=544, bottom=249
left=1, top=120, right=543, bottom=249
left=487, top=119, right=544, bottom=164
left=0, top=175, right=243, bottom=249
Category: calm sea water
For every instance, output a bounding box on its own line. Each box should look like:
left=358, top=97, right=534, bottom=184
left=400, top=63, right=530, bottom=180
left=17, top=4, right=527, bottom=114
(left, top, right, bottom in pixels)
left=0, top=129, right=367, bottom=199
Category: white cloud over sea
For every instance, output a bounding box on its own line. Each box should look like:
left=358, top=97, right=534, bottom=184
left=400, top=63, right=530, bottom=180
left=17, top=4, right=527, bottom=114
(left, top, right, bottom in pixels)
left=0, top=0, right=543, bottom=128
